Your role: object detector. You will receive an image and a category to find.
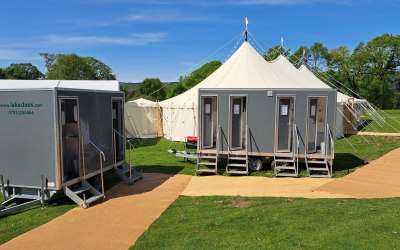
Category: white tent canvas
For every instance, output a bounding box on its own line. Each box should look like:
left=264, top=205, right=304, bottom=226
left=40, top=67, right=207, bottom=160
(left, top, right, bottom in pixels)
left=127, top=41, right=357, bottom=141
left=125, top=98, right=163, bottom=138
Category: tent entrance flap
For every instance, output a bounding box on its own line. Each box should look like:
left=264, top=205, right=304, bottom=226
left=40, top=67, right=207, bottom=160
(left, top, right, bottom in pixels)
left=306, top=96, right=328, bottom=154
left=112, top=98, right=124, bottom=162
left=201, top=96, right=218, bottom=149
left=229, top=96, right=247, bottom=150
left=59, top=97, right=80, bottom=183
left=276, top=97, right=294, bottom=153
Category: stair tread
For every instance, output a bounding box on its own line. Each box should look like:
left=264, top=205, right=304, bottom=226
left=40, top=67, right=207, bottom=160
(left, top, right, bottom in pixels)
left=308, top=167, right=329, bottom=171
left=73, top=185, right=92, bottom=195
left=227, top=163, right=247, bottom=167
left=199, top=156, right=217, bottom=159
left=275, top=166, right=296, bottom=170
left=275, top=173, right=298, bottom=177
left=307, top=160, right=327, bottom=164
left=226, top=170, right=248, bottom=174
left=198, top=162, right=217, bottom=166
left=196, top=169, right=217, bottom=173
left=85, top=194, right=104, bottom=205
left=275, top=159, right=295, bottom=163
left=309, top=174, right=332, bottom=178
left=229, top=157, right=247, bottom=160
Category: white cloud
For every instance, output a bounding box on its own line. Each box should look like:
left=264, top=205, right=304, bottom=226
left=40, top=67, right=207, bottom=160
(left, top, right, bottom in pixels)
left=44, top=33, right=166, bottom=46
left=0, top=49, right=41, bottom=60
left=123, top=10, right=208, bottom=22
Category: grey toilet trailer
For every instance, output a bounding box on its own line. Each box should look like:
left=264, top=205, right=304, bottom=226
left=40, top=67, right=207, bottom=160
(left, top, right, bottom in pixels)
left=196, top=88, right=337, bottom=177
left=0, top=80, right=141, bottom=216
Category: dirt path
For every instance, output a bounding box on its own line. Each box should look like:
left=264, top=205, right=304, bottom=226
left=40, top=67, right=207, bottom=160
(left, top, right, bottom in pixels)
left=182, top=176, right=352, bottom=198
left=358, top=131, right=400, bottom=137
left=315, top=147, right=400, bottom=198
left=0, top=173, right=191, bottom=250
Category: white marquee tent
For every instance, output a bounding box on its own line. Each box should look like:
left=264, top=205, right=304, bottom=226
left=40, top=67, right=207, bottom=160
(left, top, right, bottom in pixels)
left=125, top=41, right=358, bottom=140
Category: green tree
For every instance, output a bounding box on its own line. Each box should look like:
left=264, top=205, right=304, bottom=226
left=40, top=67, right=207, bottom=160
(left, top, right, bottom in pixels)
left=2, top=63, right=44, bottom=79
left=136, top=78, right=166, bottom=101
left=168, top=60, right=222, bottom=98
left=309, top=42, right=330, bottom=70
left=0, top=68, right=5, bottom=79
left=263, top=45, right=290, bottom=61
left=180, top=61, right=222, bottom=89
left=40, top=53, right=116, bottom=80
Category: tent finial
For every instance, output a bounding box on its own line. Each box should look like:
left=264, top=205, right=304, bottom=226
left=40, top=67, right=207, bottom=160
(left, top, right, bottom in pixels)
left=280, top=36, right=284, bottom=55
left=245, top=17, right=249, bottom=41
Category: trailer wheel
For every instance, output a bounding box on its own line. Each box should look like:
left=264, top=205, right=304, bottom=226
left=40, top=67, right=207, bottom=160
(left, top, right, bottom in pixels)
left=249, top=158, right=263, bottom=172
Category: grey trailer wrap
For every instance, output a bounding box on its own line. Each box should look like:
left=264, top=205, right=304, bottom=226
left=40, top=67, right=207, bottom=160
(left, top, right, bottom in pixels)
left=0, top=81, right=142, bottom=216
left=196, top=88, right=337, bottom=177
left=0, top=90, right=58, bottom=190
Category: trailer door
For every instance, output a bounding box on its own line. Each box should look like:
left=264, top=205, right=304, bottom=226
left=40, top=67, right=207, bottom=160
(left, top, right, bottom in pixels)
left=201, top=97, right=214, bottom=149
left=276, top=97, right=294, bottom=152
left=307, top=98, right=318, bottom=153
left=112, top=98, right=124, bottom=162
left=59, top=97, right=80, bottom=183
left=230, top=97, right=243, bottom=150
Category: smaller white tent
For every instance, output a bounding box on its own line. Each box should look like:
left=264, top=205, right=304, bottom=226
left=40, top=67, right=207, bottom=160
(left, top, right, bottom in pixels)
left=125, top=98, right=163, bottom=138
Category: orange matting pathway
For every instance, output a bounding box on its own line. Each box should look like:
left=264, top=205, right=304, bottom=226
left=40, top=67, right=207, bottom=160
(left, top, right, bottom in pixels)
left=0, top=173, right=191, bottom=250
left=315, top=147, right=400, bottom=198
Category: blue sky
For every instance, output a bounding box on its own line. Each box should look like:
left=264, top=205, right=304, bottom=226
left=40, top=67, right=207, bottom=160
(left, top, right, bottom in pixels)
left=0, top=0, right=398, bottom=82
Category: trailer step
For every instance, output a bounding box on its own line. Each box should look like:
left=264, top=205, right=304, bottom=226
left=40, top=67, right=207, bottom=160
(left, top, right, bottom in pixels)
left=307, top=160, right=327, bottom=164
left=308, top=167, right=329, bottom=171
left=226, top=170, right=248, bottom=175
left=227, top=163, right=247, bottom=167
left=275, top=159, right=295, bottom=163
left=115, top=164, right=143, bottom=185
left=275, top=173, right=298, bottom=177
left=72, top=185, right=92, bottom=195
left=198, top=162, right=217, bottom=166
left=85, top=194, right=104, bottom=206
left=64, top=180, right=104, bottom=209
left=309, top=174, right=332, bottom=178
left=199, top=156, right=217, bottom=160
left=275, top=166, right=296, bottom=170
left=196, top=169, right=217, bottom=173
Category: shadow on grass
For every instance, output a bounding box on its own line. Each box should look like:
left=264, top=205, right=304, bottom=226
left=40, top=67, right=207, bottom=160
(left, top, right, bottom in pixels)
left=140, top=165, right=185, bottom=175
left=131, top=137, right=162, bottom=148
left=333, top=153, right=365, bottom=171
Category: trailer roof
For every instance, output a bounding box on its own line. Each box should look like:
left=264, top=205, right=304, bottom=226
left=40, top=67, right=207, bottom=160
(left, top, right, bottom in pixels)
left=0, top=80, right=120, bottom=91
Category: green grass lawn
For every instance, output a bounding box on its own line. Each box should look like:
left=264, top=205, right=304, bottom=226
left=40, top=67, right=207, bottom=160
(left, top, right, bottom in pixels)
left=360, top=110, right=400, bottom=133
left=129, top=135, right=400, bottom=178
left=132, top=196, right=400, bottom=249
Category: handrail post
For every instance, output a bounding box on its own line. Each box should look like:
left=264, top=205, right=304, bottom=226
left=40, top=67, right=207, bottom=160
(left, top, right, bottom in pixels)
left=113, top=129, right=116, bottom=166
left=41, top=175, right=45, bottom=209
left=100, top=153, right=104, bottom=196
left=81, top=135, right=86, bottom=180
left=1, top=175, right=6, bottom=201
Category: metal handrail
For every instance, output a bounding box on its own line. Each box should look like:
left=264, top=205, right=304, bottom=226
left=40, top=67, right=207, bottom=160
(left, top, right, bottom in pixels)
left=326, top=123, right=334, bottom=160
left=293, top=124, right=300, bottom=176
left=113, top=128, right=134, bottom=181
left=245, top=123, right=249, bottom=174
left=80, top=132, right=106, bottom=196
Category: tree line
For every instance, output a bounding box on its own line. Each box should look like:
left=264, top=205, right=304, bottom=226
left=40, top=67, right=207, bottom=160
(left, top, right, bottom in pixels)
left=264, top=34, right=400, bottom=109
left=1, top=33, right=399, bottom=108
left=0, top=53, right=116, bottom=81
